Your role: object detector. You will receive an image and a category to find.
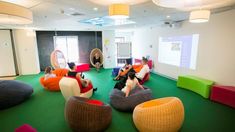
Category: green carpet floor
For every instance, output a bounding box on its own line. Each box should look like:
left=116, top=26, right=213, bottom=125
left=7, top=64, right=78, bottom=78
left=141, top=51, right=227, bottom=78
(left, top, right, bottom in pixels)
left=0, top=69, right=235, bottom=132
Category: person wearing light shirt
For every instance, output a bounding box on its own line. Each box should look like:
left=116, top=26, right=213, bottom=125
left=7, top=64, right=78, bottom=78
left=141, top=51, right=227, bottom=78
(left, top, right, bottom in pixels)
left=135, top=57, right=150, bottom=81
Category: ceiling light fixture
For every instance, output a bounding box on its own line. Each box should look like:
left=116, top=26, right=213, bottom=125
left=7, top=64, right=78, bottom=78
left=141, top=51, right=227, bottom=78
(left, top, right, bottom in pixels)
left=152, top=0, right=235, bottom=11
left=0, top=1, right=33, bottom=24
left=152, top=0, right=183, bottom=8
left=189, top=10, right=210, bottom=23
left=89, top=0, right=149, bottom=6
left=93, top=7, right=98, bottom=11
left=109, top=4, right=129, bottom=19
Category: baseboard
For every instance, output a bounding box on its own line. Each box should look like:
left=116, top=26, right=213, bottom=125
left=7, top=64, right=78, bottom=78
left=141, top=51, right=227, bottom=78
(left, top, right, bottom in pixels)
left=151, top=71, right=177, bottom=81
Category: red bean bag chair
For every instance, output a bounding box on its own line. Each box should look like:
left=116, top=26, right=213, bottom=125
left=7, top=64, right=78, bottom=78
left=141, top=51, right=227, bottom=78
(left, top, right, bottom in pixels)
left=40, top=68, right=68, bottom=91
left=139, top=72, right=150, bottom=85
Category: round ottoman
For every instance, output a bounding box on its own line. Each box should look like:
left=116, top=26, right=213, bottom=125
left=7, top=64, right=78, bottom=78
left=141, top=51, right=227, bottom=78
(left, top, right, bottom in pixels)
left=0, top=80, right=33, bottom=110
left=65, top=96, right=112, bottom=132
left=133, top=97, right=184, bottom=132
left=110, top=87, right=152, bottom=112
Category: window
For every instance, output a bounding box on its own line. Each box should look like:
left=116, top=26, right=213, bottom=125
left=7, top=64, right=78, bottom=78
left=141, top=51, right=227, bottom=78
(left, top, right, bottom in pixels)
left=117, top=42, right=132, bottom=58
left=54, top=36, right=79, bottom=63
left=116, top=42, right=132, bottom=66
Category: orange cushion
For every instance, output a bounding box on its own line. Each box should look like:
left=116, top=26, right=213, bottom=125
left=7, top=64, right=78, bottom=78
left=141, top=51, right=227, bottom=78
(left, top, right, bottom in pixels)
left=87, top=99, right=103, bottom=106
left=133, top=64, right=143, bottom=73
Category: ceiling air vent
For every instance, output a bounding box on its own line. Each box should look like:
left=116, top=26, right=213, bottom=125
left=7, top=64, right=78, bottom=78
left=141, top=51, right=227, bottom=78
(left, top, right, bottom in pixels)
left=70, top=12, right=84, bottom=16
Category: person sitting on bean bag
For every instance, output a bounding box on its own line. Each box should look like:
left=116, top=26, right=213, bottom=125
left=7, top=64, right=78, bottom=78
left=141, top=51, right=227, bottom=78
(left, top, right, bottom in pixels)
left=67, top=62, right=97, bottom=91
left=121, top=72, right=144, bottom=97
left=135, top=57, right=150, bottom=82
left=44, top=66, right=56, bottom=81
left=113, top=59, right=132, bottom=81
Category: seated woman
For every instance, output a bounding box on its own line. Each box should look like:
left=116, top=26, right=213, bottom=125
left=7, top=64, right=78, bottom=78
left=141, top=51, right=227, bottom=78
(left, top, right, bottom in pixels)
left=121, top=72, right=144, bottom=97
left=67, top=62, right=97, bottom=91
left=44, top=66, right=56, bottom=81
left=93, top=53, right=101, bottom=72
left=135, top=57, right=150, bottom=82
left=114, top=59, right=132, bottom=81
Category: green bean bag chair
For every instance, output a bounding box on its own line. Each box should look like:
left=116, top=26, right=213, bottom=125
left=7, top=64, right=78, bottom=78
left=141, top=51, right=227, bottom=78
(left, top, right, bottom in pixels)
left=177, top=75, right=214, bottom=98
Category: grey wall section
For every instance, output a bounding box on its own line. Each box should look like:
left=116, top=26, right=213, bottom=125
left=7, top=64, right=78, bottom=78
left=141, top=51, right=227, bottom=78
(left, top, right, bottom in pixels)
left=36, top=31, right=102, bottom=71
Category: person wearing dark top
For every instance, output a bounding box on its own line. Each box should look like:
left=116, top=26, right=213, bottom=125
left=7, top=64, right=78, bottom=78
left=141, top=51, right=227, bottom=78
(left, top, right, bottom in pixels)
left=93, top=53, right=101, bottom=72
left=113, top=59, right=132, bottom=81
left=67, top=62, right=97, bottom=91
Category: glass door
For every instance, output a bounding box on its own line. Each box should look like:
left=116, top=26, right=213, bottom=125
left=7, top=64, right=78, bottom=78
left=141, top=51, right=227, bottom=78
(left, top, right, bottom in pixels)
left=54, top=36, right=79, bottom=63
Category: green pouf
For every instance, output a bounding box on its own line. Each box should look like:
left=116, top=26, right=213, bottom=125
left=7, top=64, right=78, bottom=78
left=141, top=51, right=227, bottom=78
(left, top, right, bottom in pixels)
left=177, top=75, right=214, bottom=98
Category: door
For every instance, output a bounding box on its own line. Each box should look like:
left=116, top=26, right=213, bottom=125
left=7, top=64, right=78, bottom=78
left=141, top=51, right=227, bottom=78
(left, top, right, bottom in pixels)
left=0, top=30, right=16, bottom=76
left=54, top=36, right=79, bottom=63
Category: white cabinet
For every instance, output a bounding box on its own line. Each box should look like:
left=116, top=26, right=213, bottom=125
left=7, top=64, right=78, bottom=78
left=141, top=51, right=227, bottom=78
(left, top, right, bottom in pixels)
left=0, top=30, right=16, bottom=76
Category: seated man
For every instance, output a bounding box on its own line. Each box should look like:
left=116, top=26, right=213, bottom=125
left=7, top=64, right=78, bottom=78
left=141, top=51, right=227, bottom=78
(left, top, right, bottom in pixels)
left=67, top=62, right=97, bottom=91
left=135, top=57, right=150, bottom=82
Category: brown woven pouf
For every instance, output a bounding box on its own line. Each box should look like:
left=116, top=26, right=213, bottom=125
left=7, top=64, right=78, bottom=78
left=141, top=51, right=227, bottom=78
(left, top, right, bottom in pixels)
left=65, top=96, right=112, bottom=132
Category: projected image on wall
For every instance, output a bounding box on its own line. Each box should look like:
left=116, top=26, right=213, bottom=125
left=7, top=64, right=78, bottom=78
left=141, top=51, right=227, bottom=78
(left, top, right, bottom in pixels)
left=158, top=34, right=199, bottom=69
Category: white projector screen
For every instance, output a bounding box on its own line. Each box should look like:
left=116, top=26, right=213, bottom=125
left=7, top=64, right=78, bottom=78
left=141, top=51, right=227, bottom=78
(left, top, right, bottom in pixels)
left=158, top=34, right=199, bottom=69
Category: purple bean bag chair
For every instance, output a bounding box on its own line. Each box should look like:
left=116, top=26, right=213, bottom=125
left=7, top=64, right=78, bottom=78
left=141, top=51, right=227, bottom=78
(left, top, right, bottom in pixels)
left=110, top=87, right=152, bottom=112
left=0, top=80, right=33, bottom=110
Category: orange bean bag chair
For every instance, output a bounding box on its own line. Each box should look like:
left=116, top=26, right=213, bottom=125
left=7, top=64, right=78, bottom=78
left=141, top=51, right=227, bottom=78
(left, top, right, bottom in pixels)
left=40, top=68, right=68, bottom=91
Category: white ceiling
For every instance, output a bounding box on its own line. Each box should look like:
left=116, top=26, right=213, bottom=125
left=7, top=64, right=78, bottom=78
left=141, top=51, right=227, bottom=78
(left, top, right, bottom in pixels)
left=0, top=0, right=235, bottom=30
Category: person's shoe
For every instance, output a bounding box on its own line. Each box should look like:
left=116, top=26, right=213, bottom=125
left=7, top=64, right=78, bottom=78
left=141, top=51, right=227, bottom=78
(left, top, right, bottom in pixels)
left=93, top=87, right=97, bottom=92
left=81, top=74, right=85, bottom=79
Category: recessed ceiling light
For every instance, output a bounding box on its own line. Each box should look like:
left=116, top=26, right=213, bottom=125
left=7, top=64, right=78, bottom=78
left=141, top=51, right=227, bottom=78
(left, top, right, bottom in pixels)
left=166, top=15, right=170, bottom=18
left=93, top=7, right=98, bottom=11
left=69, top=8, right=75, bottom=11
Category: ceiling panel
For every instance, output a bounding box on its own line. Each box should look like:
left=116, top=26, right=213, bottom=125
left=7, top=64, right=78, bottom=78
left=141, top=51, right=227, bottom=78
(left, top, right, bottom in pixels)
left=0, top=0, right=234, bottom=30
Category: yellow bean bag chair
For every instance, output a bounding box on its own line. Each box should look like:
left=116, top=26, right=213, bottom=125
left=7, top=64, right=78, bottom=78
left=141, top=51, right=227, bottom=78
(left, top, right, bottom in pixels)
left=40, top=68, right=68, bottom=91
left=133, top=97, right=184, bottom=132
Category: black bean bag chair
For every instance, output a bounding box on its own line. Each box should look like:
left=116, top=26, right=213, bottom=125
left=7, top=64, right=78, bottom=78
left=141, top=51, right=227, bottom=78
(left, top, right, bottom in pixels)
left=0, top=80, right=33, bottom=110
left=110, top=87, right=153, bottom=112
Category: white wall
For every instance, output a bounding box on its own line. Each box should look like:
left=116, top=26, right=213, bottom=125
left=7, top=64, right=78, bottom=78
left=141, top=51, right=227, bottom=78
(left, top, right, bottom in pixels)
left=102, top=30, right=117, bottom=68
left=115, top=31, right=133, bottom=42
left=132, top=9, right=235, bottom=86
left=13, top=29, right=40, bottom=75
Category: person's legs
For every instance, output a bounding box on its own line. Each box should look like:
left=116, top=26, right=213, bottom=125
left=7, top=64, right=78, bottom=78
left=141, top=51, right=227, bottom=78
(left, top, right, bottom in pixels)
left=95, top=63, right=100, bottom=72
left=136, top=77, right=142, bottom=83
left=114, top=81, right=125, bottom=90
left=97, top=63, right=100, bottom=72
left=114, top=70, right=122, bottom=80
